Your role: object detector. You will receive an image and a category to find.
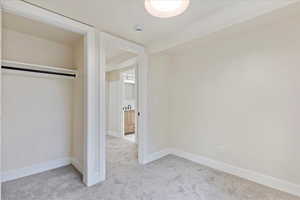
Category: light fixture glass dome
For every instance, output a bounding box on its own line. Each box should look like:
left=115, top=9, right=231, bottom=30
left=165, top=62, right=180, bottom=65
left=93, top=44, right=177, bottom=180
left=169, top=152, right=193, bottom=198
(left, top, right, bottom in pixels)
left=145, top=0, right=190, bottom=18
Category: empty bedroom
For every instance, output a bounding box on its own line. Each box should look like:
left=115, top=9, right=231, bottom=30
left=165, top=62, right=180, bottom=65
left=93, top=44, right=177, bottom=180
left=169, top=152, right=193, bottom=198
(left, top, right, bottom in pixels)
left=1, top=0, right=300, bottom=200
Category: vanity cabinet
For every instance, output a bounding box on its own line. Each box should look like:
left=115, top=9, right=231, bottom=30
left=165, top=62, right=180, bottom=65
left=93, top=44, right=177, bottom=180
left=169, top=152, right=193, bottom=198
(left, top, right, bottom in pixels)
left=124, top=110, right=135, bottom=135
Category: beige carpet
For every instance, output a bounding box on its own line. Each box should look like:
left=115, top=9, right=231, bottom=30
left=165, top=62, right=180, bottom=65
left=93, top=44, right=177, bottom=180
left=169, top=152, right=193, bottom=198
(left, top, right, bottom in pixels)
left=3, top=136, right=299, bottom=200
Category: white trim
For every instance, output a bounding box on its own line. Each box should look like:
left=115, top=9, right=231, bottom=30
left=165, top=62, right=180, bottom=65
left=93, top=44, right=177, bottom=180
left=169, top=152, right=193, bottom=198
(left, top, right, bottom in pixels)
left=1, top=0, right=101, bottom=188
left=100, top=32, right=149, bottom=173
left=101, top=32, right=144, bottom=54
left=98, top=32, right=107, bottom=182
left=0, top=8, right=3, bottom=199
left=106, top=57, right=137, bottom=72
left=1, top=0, right=92, bottom=34
left=71, top=158, right=83, bottom=174
left=170, top=149, right=300, bottom=197
left=145, top=148, right=300, bottom=197
left=144, top=149, right=172, bottom=164
left=1, top=157, right=71, bottom=182
left=83, top=30, right=103, bottom=186
left=120, top=73, right=125, bottom=138
left=136, top=52, right=149, bottom=165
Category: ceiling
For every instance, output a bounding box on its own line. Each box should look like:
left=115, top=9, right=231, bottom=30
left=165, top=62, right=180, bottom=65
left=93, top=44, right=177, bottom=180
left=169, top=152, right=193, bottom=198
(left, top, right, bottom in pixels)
left=106, top=47, right=137, bottom=67
left=2, top=11, right=82, bottom=46
left=3, top=10, right=137, bottom=64
left=165, top=1, right=300, bottom=56
left=14, top=0, right=300, bottom=52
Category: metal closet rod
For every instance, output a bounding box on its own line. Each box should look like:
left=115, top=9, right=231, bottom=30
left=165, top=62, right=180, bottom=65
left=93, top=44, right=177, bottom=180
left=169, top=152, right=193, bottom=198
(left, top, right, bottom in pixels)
left=21, top=0, right=94, bottom=28
left=1, top=66, right=76, bottom=77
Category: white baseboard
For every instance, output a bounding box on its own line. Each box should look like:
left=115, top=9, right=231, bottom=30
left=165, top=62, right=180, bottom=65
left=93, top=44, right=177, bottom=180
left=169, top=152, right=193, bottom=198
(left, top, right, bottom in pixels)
left=1, top=157, right=71, bottom=182
left=107, top=130, right=122, bottom=138
left=3, top=148, right=299, bottom=197
left=71, top=158, right=83, bottom=174
left=145, top=148, right=300, bottom=197
left=170, top=149, right=300, bottom=197
left=144, top=149, right=172, bottom=164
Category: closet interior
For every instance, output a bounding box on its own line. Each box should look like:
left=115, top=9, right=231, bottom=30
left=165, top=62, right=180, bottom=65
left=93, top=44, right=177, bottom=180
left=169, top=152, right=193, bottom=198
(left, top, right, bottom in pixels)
left=1, top=12, right=85, bottom=183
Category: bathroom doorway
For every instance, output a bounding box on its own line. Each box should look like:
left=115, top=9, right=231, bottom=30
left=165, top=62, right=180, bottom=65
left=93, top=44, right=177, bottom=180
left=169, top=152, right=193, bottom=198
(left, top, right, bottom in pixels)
left=121, top=68, right=137, bottom=143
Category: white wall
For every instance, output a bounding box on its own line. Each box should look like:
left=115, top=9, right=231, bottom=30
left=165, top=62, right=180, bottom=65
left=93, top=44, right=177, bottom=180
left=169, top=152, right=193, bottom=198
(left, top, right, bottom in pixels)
left=123, top=69, right=136, bottom=109
left=147, top=53, right=171, bottom=154
left=167, top=4, right=300, bottom=186
left=2, top=28, right=74, bottom=68
left=2, top=72, right=73, bottom=172
left=123, top=82, right=135, bottom=109
left=105, top=70, right=123, bottom=138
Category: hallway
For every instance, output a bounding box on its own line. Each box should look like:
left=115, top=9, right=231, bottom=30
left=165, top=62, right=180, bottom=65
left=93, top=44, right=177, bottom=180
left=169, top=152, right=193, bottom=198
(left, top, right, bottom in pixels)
left=106, top=136, right=138, bottom=178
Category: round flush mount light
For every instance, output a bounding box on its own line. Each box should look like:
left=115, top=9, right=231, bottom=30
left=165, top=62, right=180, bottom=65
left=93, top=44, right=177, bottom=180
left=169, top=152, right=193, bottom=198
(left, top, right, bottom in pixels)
left=145, top=0, right=190, bottom=18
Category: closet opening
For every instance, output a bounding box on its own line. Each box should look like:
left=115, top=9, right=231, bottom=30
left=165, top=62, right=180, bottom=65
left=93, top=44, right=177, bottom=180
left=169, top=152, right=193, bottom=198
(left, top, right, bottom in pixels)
left=1, top=11, right=87, bottom=198
left=105, top=45, right=139, bottom=173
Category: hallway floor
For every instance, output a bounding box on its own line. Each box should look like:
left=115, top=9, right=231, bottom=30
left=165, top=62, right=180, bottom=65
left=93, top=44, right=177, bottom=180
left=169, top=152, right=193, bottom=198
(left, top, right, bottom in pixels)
left=3, top=136, right=299, bottom=200
left=123, top=133, right=136, bottom=143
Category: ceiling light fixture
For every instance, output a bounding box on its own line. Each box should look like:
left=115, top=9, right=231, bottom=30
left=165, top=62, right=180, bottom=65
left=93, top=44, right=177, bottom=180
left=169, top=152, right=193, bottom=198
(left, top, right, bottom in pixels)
left=145, top=0, right=190, bottom=18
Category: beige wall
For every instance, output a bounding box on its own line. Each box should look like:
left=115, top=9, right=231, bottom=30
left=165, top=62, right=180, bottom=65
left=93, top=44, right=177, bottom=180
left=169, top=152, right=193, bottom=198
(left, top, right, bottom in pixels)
left=167, top=5, right=300, bottom=185
left=71, top=38, right=84, bottom=172
left=106, top=70, right=121, bottom=81
left=0, top=12, right=171, bottom=178
left=2, top=28, right=74, bottom=68
left=2, top=26, right=83, bottom=174
left=2, top=73, right=73, bottom=172
left=147, top=53, right=171, bottom=154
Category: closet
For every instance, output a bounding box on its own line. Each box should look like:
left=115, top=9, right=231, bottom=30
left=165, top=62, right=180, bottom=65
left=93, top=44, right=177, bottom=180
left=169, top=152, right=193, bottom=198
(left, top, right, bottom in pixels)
left=1, top=12, right=85, bottom=182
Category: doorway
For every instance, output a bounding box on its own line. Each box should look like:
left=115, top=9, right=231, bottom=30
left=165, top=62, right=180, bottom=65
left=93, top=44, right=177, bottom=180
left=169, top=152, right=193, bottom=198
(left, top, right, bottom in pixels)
left=122, top=68, right=137, bottom=143
left=106, top=66, right=138, bottom=143
left=99, top=33, right=149, bottom=180
left=105, top=46, right=139, bottom=172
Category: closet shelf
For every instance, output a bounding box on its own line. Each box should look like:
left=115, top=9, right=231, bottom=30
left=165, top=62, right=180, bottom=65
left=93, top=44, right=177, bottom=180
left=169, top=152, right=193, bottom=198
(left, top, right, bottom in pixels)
left=2, top=60, right=78, bottom=78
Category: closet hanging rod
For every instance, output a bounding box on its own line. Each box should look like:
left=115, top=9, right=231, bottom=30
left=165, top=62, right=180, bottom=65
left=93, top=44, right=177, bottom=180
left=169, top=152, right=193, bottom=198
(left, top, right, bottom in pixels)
left=2, top=66, right=76, bottom=77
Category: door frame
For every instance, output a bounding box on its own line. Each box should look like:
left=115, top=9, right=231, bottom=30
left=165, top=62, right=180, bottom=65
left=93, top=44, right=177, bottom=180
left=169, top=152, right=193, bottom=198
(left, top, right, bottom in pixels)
left=99, top=32, right=149, bottom=180
left=121, top=66, right=137, bottom=141
left=0, top=0, right=102, bottom=190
